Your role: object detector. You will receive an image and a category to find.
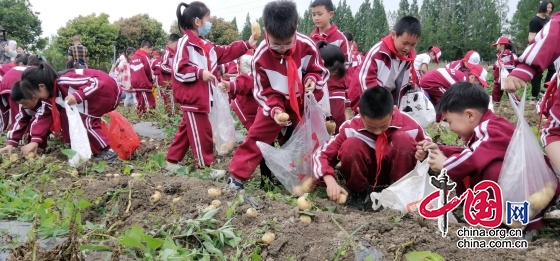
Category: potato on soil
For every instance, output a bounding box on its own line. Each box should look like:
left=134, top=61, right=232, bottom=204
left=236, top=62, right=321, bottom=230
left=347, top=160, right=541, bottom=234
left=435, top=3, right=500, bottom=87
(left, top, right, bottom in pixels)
left=246, top=208, right=258, bottom=217
left=204, top=204, right=217, bottom=212
left=9, top=154, right=19, bottom=162
left=130, top=173, right=142, bottom=178
left=251, top=22, right=261, bottom=39
left=150, top=191, right=162, bottom=203
left=208, top=188, right=221, bottom=196
left=292, top=185, right=304, bottom=197
left=211, top=200, right=222, bottom=207
left=262, top=232, right=275, bottom=244
left=25, top=152, right=36, bottom=160
left=70, top=169, right=79, bottom=178
left=299, top=215, right=312, bottom=223
left=172, top=197, right=181, bottom=203
left=297, top=196, right=312, bottom=211
left=301, top=177, right=315, bottom=193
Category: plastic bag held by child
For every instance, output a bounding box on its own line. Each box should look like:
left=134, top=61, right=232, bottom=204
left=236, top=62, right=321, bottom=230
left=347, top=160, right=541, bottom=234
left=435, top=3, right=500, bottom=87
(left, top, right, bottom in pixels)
left=209, top=84, right=237, bottom=155
left=65, top=102, right=92, bottom=167
left=101, top=111, right=140, bottom=160
left=498, top=89, right=559, bottom=227
left=399, top=89, right=436, bottom=128
left=257, top=95, right=331, bottom=196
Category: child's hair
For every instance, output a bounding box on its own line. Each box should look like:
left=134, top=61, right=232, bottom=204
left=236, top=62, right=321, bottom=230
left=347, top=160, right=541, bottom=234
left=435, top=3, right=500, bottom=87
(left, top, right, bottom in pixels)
left=393, top=16, right=422, bottom=38
left=503, top=40, right=516, bottom=54
left=125, top=47, right=136, bottom=62
left=10, top=81, right=34, bottom=102
left=141, top=40, right=154, bottom=48
left=19, top=62, right=59, bottom=99
left=263, top=0, right=298, bottom=40
left=343, top=31, right=353, bottom=42
left=317, top=40, right=345, bottom=78
left=169, top=33, right=181, bottom=42
left=359, top=87, right=394, bottom=119
left=310, top=0, right=334, bottom=12
left=436, top=82, right=489, bottom=114
left=15, top=54, right=28, bottom=65
left=538, top=0, right=554, bottom=13
left=176, top=2, right=210, bottom=31
left=27, top=55, right=41, bottom=66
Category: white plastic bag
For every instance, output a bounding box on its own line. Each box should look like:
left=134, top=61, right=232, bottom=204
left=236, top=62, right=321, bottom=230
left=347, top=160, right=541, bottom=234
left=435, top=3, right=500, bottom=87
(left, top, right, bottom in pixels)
left=257, top=94, right=331, bottom=195
left=65, top=102, right=92, bottom=167
left=500, top=66, right=509, bottom=90
left=317, top=84, right=332, bottom=117
left=209, top=85, right=237, bottom=155
left=399, top=89, right=436, bottom=128
left=498, top=88, right=559, bottom=225
left=488, top=95, right=494, bottom=113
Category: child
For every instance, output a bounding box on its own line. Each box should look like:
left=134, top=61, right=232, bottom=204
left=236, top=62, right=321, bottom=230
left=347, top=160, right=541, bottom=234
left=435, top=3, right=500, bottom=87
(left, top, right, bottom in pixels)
left=226, top=0, right=329, bottom=190
left=116, top=47, right=137, bottom=108
left=151, top=50, right=163, bottom=88
left=160, top=34, right=181, bottom=112
left=309, top=0, right=351, bottom=65
left=317, top=40, right=353, bottom=133
left=348, top=16, right=421, bottom=112
left=489, top=36, right=517, bottom=102
left=17, top=63, right=121, bottom=161
left=314, top=87, right=429, bottom=210
left=414, top=46, right=442, bottom=80
left=0, top=82, right=52, bottom=155
left=343, top=31, right=364, bottom=68
left=421, top=63, right=488, bottom=106
left=166, top=1, right=256, bottom=172
left=446, top=50, right=481, bottom=72
left=416, top=82, right=557, bottom=231
left=0, top=54, right=40, bottom=132
left=130, top=40, right=155, bottom=115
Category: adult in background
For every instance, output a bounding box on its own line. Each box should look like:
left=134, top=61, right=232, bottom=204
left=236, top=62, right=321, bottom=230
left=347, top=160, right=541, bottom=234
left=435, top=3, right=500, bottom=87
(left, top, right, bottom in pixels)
left=67, top=36, right=89, bottom=69
left=0, top=25, right=17, bottom=64
left=528, top=0, right=555, bottom=101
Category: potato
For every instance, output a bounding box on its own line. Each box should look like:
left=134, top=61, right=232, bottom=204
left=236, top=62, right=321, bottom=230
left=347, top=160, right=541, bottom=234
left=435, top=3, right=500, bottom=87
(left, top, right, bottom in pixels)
left=211, top=200, right=222, bottom=207
left=9, top=154, right=19, bottom=162
left=528, top=191, right=551, bottom=211
left=301, top=178, right=315, bottom=193
left=219, top=142, right=235, bottom=153
left=251, top=22, right=261, bottom=39
left=299, top=215, right=312, bottom=223
left=141, top=139, right=146, bottom=143
left=204, top=204, right=216, bottom=212
left=172, top=197, right=181, bottom=203
left=156, top=185, right=164, bottom=191
left=70, top=169, right=79, bottom=178
left=325, top=120, right=336, bottom=135
left=543, top=185, right=556, bottom=199
left=262, top=232, right=275, bottom=244
left=292, top=185, right=304, bottom=197
left=337, top=193, right=347, bottom=205
left=25, top=152, right=36, bottom=160
left=276, top=112, right=289, bottom=122
left=208, top=188, right=222, bottom=197
left=246, top=207, right=258, bottom=218
left=130, top=173, right=142, bottom=178
left=150, top=191, right=162, bottom=203
left=297, top=196, right=312, bottom=211
left=112, top=173, right=120, bottom=177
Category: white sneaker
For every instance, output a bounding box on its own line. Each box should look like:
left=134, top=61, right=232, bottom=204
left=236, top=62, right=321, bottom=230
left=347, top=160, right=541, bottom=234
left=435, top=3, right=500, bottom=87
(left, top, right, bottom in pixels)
left=210, top=169, right=226, bottom=179
left=166, top=162, right=185, bottom=173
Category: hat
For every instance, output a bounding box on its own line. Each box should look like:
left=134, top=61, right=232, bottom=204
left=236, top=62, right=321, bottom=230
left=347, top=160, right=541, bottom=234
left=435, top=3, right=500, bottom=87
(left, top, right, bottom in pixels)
left=492, top=36, right=510, bottom=46
left=431, top=46, right=442, bottom=64
left=463, top=50, right=481, bottom=65
left=468, top=64, right=488, bottom=87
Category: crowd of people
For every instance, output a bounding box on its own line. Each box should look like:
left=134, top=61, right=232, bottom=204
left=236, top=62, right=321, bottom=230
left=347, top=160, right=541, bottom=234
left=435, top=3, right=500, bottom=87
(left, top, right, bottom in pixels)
left=0, top=0, right=559, bottom=238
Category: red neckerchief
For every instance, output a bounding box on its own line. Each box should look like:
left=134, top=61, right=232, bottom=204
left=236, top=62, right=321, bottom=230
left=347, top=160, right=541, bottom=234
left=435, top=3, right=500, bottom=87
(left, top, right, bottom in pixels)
left=381, top=34, right=419, bottom=88
left=265, top=34, right=304, bottom=121
left=310, top=24, right=339, bottom=42
left=50, top=81, right=62, bottom=138
left=372, top=131, right=389, bottom=189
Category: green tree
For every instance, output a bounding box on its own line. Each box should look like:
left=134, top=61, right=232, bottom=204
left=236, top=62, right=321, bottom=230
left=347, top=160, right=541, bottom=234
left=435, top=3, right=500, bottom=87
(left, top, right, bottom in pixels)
left=206, top=17, right=241, bottom=45
left=397, top=0, right=410, bottom=19
left=231, top=17, right=238, bottom=31
left=55, top=13, right=119, bottom=71
left=241, top=13, right=252, bottom=41
left=169, top=19, right=183, bottom=36
left=410, top=0, right=420, bottom=18
left=333, top=0, right=355, bottom=34
left=0, top=0, right=47, bottom=51
left=41, top=36, right=67, bottom=71
left=298, top=5, right=315, bottom=35
left=371, top=0, right=389, bottom=42
left=354, top=0, right=373, bottom=53
left=494, top=0, right=510, bottom=34
left=387, top=10, right=399, bottom=30
left=114, top=14, right=167, bottom=52
left=510, top=0, right=540, bottom=49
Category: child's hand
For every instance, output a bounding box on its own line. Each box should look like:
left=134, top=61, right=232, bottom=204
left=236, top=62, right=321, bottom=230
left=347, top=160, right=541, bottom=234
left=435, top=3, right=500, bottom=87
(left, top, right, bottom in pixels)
left=0, top=145, right=14, bottom=154
left=65, top=95, right=77, bottom=105
left=202, top=70, right=216, bottom=82
left=421, top=141, right=440, bottom=152
left=487, top=65, right=493, bottom=71
left=503, top=76, right=527, bottom=93
left=304, top=79, right=316, bottom=93
left=428, top=150, right=447, bottom=172
left=415, top=140, right=429, bottom=161
left=21, top=142, right=38, bottom=156
left=218, top=80, right=230, bottom=93
left=324, top=175, right=348, bottom=202
left=273, top=110, right=290, bottom=127
left=248, top=34, right=258, bottom=48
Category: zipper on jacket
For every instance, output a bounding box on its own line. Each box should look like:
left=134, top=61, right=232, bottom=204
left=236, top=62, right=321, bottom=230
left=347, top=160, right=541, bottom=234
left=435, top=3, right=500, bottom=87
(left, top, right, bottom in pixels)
left=280, top=55, right=284, bottom=64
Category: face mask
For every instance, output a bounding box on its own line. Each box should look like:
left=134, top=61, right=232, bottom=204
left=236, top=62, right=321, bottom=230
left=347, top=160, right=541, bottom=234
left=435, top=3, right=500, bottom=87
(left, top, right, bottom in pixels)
left=198, top=21, right=212, bottom=36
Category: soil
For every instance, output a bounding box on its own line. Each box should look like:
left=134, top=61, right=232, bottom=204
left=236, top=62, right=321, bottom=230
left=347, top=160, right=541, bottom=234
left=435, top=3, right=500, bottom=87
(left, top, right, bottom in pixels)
left=2, top=100, right=560, bottom=261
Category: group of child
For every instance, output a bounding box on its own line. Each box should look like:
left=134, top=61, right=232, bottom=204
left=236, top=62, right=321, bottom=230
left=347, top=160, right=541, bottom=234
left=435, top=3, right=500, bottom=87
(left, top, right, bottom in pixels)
left=0, top=0, right=559, bottom=234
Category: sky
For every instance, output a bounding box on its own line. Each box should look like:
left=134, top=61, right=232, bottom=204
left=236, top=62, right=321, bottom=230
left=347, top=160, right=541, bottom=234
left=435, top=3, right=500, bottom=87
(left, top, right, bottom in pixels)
left=31, top=0, right=521, bottom=38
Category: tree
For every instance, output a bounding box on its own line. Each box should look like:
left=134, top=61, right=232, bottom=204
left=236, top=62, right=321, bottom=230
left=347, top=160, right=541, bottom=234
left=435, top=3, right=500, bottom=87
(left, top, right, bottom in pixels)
left=410, top=0, right=420, bottom=18
left=510, top=0, right=540, bottom=49
left=206, top=17, right=241, bottom=45
left=354, top=0, right=373, bottom=53
left=333, top=0, right=355, bottom=34
left=371, top=0, right=389, bottom=42
left=114, top=14, right=167, bottom=52
left=41, top=36, right=67, bottom=71
left=397, top=0, right=410, bottom=19
left=231, top=17, right=238, bottom=31
left=241, top=13, right=252, bottom=41
left=387, top=10, right=399, bottom=30
left=0, top=0, right=47, bottom=51
left=298, top=5, right=314, bottom=35
left=494, top=0, right=509, bottom=34
left=169, top=19, right=183, bottom=36
left=54, top=13, right=119, bottom=71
